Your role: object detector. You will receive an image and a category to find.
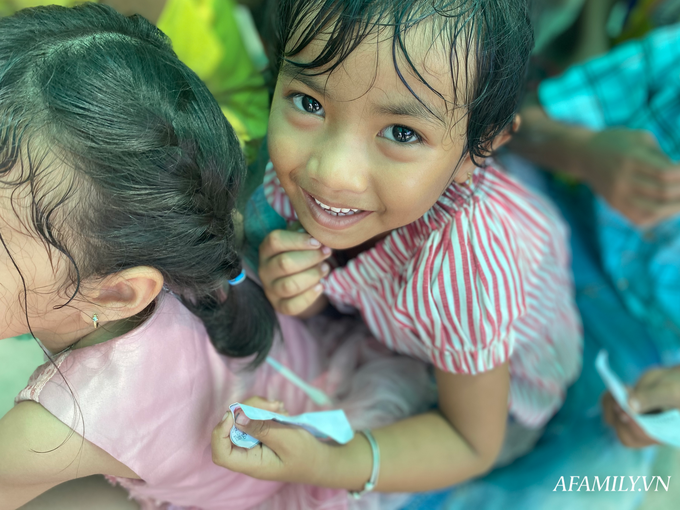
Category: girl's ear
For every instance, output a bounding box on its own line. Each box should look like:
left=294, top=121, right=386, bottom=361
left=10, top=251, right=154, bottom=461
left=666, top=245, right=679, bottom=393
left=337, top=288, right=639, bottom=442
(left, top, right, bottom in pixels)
left=89, top=267, right=164, bottom=323
left=491, top=114, right=521, bottom=151
left=452, top=115, right=522, bottom=184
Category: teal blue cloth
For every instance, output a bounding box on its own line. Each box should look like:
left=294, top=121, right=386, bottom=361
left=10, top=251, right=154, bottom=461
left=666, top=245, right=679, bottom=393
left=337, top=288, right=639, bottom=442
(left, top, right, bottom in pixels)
left=243, top=184, right=286, bottom=272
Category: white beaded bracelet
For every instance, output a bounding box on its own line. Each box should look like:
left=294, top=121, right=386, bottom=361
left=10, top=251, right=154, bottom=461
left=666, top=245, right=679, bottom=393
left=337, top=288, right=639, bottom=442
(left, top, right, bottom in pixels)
left=349, top=430, right=380, bottom=499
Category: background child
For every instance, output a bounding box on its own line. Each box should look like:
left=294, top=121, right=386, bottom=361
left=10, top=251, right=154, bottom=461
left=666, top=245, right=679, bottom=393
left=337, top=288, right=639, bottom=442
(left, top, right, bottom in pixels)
left=213, top=0, right=582, bottom=495
left=0, top=4, right=432, bottom=509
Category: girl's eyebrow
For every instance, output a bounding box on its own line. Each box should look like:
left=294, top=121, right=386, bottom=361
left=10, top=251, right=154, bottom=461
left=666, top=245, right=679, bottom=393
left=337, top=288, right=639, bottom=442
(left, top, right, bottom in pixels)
left=280, top=61, right=334, bottom=100
left=371, top=101, right=446, bottom=128
left=280, top=61, right=446, bottom=128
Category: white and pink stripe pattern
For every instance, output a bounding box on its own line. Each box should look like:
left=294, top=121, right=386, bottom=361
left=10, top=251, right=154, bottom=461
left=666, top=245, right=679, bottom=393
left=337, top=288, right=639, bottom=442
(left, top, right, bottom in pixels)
left=264, top=161, right=582, bottom=428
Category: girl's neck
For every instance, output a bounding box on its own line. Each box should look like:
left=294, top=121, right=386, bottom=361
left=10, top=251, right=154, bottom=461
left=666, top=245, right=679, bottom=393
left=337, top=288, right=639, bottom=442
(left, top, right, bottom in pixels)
left=72, top=316, right=143, bottom=350
left=45, top=314, right=147, bottom=355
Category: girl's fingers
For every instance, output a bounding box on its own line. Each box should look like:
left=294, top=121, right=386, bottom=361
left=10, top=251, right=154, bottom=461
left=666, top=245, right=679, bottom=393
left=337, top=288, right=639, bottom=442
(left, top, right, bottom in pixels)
left=271, top=263, right=330, bottom=298
left=261, top=247, right=332, bottom=281
left=212, top=414, right=237, bottom=464
left=614, top=404, right=630, bottom=423
left=616, top=421, right=655, bottom=448
left=602, top=393, right=616, bottom=426
left=212, top=406, right=280, bottom=476
left=277, top=284, right=325, bottom=316
left=633, top=173, right=680, bottom=203
left=615, top=425, right=639, bottom=448
left=629, top=196, right=680, bottom=226
left=259, top=229, right=322, bottom=261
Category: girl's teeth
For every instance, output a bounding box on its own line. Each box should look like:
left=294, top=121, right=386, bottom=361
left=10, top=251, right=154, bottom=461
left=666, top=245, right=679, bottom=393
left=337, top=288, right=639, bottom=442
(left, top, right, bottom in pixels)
left=313, top=196, right=362, bottom=215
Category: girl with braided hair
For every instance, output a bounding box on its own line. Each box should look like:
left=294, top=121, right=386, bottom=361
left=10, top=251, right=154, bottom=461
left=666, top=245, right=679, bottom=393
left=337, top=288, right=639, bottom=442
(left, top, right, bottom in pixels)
left=0, top=4, right=432, bottom=509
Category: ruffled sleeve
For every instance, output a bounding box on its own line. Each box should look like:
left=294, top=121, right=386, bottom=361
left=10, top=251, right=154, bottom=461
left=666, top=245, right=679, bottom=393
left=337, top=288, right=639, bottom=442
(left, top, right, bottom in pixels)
left=392, top=202, right=528, bottom=374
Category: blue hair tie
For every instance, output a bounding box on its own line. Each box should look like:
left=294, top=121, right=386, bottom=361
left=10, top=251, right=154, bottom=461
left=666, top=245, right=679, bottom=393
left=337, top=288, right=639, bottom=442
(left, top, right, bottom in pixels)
left=228, top=269, right=247, bottom=286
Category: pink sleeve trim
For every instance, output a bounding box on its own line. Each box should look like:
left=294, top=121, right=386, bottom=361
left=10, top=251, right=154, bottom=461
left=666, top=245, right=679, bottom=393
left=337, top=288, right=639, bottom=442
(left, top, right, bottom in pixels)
left=427, top=331, right=514, bottom=375
left=15, top=352, right=70, bottom=405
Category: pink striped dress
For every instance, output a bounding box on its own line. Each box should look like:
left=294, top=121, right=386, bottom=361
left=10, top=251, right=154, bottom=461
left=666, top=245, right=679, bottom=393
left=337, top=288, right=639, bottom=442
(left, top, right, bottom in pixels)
left=264, top=159, right=582, bottom=428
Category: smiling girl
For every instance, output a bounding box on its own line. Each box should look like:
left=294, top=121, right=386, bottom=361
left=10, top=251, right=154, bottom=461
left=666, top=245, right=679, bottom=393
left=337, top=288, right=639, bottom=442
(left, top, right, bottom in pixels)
left=213, top=0, right=583, bottom=497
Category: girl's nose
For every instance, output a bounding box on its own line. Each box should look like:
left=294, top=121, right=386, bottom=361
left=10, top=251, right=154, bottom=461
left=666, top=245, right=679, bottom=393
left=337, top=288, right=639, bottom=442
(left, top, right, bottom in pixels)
left=307, top=134, right=369, bottom=194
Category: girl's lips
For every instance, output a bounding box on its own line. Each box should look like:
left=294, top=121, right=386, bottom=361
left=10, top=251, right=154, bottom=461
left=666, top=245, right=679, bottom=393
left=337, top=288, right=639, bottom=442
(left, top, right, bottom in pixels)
left=302, top=190, right=372, bottom=230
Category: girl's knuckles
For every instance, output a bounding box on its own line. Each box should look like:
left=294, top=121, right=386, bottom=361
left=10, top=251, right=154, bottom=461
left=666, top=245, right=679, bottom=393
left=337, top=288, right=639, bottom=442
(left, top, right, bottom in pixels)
left=280, top=278, right=300, bottom=297
left=277, top=254, right=295, bottom=274
left=280, top=300, right=299, bottom=316
left=267, top=230, right=286, bottom=250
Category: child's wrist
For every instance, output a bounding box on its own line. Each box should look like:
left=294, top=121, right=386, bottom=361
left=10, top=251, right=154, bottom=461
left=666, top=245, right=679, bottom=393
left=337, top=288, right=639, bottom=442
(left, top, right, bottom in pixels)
left=321, top=432, right=374, bottom=491
left=561, top=125, right=598, bottom=181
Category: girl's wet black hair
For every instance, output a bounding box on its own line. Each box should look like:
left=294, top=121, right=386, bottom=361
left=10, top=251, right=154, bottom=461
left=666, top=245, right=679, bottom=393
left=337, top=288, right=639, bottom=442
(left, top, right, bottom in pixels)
left=273, top=0, right=534, bottom=166
left=0, top=3, right=276, bottom=365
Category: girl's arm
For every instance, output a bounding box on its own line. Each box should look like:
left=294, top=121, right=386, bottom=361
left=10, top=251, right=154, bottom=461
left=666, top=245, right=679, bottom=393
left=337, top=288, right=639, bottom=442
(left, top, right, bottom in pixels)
left=212, top=362, right=510, bottom=492
left=0, top=401, right=139, bottom=510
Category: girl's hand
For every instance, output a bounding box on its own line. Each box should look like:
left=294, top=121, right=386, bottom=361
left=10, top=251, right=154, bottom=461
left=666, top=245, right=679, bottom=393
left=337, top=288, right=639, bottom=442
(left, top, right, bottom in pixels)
left=602, top=392, right=657, bottom=448
left=601, top=365, right=680, bottom=448
left=629, top=366, right=680, bottom=414
left=211, top=397, right=330, bottom=485
left=258, top=229, right=332, bottom=316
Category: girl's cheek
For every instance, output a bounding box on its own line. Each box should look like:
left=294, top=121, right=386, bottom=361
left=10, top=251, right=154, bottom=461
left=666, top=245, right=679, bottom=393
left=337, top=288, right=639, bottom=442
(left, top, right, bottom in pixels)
left=282, top=107, right=322, bottom=132
left=268, top=121, right=311, bottom=172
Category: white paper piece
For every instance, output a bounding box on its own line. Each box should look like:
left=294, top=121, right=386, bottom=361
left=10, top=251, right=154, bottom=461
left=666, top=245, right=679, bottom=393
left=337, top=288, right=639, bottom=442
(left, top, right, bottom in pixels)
left=230, top=417, right=260, bottom=449
left=595, top=350, right=680, bottom=447
left=228, top=402, right=354, bottom=449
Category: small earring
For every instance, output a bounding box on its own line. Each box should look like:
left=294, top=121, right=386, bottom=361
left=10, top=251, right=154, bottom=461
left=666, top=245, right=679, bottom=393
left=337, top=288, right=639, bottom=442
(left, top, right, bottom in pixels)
left=467, top=172, right=474, bottom=186
left=92, top=314, right=99, bottom=329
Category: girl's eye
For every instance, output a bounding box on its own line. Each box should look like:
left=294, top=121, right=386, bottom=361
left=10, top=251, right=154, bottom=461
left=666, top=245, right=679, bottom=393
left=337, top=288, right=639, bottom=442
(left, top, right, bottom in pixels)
left=292, top=94, right=324, bottom=115
left=380, top=125, right=421, bottom=144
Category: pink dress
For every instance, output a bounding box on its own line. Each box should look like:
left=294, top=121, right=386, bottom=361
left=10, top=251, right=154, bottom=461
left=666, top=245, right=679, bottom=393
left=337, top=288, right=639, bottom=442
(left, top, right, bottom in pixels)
left=16, top=294, right=433, bottom=510
left=264, top=159, right=583, bottom=428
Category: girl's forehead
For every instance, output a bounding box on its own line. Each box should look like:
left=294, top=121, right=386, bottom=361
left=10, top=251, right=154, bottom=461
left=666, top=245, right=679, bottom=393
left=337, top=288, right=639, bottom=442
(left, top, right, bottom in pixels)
left=0, top=177, right=72, bottom=279
left=283, top=25, right=467, bottom=126
left=0, top=184, right=38, bottom=247
left=294, top=23, right=457, bottom=87
left=0, top=161, right=72, bottom=238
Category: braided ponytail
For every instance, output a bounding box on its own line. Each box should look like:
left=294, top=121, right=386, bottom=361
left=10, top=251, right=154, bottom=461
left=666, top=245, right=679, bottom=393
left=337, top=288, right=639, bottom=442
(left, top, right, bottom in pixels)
left=0, top=3, right=277, bottom=364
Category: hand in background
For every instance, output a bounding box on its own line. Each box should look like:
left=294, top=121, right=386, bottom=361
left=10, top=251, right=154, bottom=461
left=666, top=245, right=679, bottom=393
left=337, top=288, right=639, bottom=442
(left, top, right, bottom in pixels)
left=580, top=129, right=680, bottom=226
left=602, top=365, right=680, bottom=448
left=629, top=366, right=680, bottom=415
left=602, top=392, right=657, bottom=448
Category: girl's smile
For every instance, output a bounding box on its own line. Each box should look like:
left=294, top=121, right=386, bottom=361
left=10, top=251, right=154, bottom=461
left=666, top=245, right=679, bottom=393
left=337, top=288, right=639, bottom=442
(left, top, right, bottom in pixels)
left=302, top=189, right=373, bottom=230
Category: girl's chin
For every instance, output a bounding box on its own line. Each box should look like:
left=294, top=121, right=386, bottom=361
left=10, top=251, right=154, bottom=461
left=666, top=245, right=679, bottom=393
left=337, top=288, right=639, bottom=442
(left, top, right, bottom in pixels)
left=301, top=222, right=372, bottom=251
